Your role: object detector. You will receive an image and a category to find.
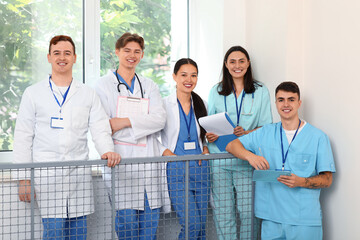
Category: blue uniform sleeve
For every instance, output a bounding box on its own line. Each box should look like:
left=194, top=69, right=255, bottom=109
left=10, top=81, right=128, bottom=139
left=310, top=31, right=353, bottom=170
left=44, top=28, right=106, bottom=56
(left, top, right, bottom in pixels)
left=316, top=133, right=336, bottom=174
left=239, top=127, right=264, bottom=154
left=257, top=84, right=273, bottom=126
left=207, top=85, right=218, bottom=115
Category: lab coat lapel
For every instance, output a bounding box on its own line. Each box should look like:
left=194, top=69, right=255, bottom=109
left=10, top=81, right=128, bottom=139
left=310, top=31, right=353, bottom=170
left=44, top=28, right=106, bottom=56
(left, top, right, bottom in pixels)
left=133, top=74, right=144, bottom=98
left=63, top=80, right=80, bottom=105
left=169, top=93, right=181, bottom=150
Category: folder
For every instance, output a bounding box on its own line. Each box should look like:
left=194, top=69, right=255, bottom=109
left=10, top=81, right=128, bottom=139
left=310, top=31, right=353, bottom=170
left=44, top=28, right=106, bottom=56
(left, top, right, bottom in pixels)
left=199, top=112, right=237, bottom=151
left=199, top=112, right=235, bottom=136
left=252, top=170, right=291, bottom=183
left=214, top=134, right=238, bottom=151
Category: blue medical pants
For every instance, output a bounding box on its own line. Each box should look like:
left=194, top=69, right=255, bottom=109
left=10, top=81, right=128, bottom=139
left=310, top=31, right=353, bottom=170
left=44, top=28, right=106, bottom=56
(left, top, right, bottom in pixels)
left=115, top=193, right=160, bottom=240
left=261, top=220, right=323, bottom=240
left=42, top=215, right=87, bottom=240
left=167, top=160, right=210, bottom=240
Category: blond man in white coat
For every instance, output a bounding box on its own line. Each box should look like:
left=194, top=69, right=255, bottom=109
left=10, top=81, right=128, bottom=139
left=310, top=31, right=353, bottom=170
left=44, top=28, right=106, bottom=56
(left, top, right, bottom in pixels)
left=13, top=35, right=120, bottom=239
left=95, top=32, right=168, bottom=240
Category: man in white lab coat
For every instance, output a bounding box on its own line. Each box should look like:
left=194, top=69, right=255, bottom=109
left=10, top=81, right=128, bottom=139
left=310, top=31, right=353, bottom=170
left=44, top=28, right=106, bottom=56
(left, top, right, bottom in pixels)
left=95, top=32, right=169, bottom=240
left=13, top=35, right=121, bottom=240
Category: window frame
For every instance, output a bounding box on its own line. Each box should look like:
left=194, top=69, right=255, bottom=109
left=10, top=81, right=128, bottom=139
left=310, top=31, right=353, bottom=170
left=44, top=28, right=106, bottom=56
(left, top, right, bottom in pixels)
left=0, top=0, right=190, bottom=162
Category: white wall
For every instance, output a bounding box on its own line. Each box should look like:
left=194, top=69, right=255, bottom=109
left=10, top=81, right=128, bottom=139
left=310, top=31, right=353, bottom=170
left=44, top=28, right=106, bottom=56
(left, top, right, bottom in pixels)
left=302, top=0, right=360, bottom=238
left=189, top=0, right=224, bottom=101
left=222, top=0, right=360, bottom=238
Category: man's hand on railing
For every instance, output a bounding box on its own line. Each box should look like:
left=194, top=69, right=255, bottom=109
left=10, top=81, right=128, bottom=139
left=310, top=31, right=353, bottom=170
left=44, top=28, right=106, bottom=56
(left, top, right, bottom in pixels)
left=18, top=180, right=35, bottom=202
left=101, top=152, right=121, bottom=167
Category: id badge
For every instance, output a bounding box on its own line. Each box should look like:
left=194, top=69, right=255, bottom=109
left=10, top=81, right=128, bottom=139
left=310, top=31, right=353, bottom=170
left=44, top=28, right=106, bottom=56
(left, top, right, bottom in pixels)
left=184, top=141, right=196, bottom=150
left=51, top=117, right=64, bottom=129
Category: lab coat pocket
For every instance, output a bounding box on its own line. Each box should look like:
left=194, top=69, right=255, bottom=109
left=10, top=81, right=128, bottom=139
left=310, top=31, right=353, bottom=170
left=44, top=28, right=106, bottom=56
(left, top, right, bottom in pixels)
left=288, top=153, right=316, bottom=178
left=72, top=107, right=90, bottom=130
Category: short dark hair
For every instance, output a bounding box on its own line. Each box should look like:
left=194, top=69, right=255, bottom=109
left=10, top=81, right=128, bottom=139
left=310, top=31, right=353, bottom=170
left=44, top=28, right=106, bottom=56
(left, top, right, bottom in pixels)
left=49, top=35, right=76, bottom=54
left=115, top=32, right=145, bottom=50
left=275, top=81, right=300, bottom=99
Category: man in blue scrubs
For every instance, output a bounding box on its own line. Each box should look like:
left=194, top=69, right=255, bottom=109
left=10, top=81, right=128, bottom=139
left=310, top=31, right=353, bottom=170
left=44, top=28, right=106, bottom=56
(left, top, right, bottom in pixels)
left=226, top=81, right=336, bottom=239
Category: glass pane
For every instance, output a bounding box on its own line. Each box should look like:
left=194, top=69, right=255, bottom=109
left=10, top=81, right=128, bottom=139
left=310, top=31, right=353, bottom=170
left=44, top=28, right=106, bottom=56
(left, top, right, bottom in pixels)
left=0, top=0, right=83, bottom=151
left=100, top=0, right=186, bottom=96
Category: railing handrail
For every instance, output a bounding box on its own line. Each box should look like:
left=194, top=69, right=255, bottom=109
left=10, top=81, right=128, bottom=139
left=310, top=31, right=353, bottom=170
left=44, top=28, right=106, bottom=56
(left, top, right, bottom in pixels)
left=0, top=153, right=235, bottom=169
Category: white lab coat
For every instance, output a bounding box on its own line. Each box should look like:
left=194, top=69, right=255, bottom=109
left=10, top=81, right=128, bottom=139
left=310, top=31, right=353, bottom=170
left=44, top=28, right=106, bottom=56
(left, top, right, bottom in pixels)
left=13, top=78, right=114, bottom=218
left=159, top=92, right=205, bottom=153
left=95, top=70, right=170, bottom=211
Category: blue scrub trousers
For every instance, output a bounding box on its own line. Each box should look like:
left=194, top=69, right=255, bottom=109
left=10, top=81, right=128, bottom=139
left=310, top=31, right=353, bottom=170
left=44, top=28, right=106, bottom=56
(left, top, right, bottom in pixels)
left=261, top=220, right=323, bottom=240
left=115, top=193, right=160, bottom=240
left=211, top=162, right=258, bottom=240
left=42, top=215, right=87, bottom=240
left=167, top=160, right=210, bottom=240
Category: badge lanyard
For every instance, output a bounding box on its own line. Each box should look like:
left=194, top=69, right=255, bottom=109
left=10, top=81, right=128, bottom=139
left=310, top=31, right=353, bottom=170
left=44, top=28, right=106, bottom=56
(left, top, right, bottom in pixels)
left=49, top=76, right=72, bottom=117
left=224, top=86, right=254, bottom=126
left=177, top=99, right=194, bottom=141
left=280, top=119, right=301, bottom=171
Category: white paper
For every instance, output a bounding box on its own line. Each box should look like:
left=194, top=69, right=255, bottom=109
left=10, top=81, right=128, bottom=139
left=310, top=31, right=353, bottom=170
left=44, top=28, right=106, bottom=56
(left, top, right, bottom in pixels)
left=199, top=112, right=234, bottom=136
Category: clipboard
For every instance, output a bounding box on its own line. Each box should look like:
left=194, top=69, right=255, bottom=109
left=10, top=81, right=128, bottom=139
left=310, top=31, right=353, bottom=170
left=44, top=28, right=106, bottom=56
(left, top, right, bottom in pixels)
left=252, top=170, right=291, bottom=183
left=214, top=134, right=238, bottom=151
left=115, top=96, right=149, bottom=146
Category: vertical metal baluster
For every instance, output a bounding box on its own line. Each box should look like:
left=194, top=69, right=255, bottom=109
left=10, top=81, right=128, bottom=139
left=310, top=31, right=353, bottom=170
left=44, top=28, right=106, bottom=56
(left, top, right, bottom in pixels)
left=185, top=160, right=189, bottom=240
left=111, top=167, right=116, bottom=240
left=251, top=175, right=255, bottom=240
left=30, top=168, right=35, bottom=240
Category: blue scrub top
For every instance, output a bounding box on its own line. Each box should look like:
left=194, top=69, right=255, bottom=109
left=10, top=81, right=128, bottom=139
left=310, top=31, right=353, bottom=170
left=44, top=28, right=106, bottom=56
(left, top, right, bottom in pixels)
left=174, top=102, right=202, bottom=156
left=114, top=72, right=135, bottom=93
left=240, top=122, right=336, bottom=226
left=207, top=83, right=272, bottom=168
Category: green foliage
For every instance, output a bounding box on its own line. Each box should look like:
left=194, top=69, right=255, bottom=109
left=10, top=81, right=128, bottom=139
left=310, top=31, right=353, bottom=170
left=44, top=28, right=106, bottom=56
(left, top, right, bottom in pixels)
left=100, top=0, right=172, bottom=95
left=0, top=0, right=83, bottom=151
left=0, top=1, right=33, bottom=150
left=1, top=0, right=171, bottom=151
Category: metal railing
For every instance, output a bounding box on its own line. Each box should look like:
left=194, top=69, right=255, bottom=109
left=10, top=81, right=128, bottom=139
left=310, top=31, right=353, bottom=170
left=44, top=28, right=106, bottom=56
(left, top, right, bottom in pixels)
left=0, top=153, right=256, bottom=240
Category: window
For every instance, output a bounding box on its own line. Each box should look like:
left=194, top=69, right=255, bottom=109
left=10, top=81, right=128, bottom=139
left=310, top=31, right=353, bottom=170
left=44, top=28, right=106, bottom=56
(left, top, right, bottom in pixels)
left=0, top=0, right=83, bottom=154
left=0, top=0, right=187, bottom=161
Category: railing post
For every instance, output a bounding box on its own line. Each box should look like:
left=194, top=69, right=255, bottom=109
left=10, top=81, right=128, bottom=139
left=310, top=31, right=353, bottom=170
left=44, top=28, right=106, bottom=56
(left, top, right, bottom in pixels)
left=30, top=168, right=35, bottom=240
left=185, top=160, right=189, bottom=240
left=251, top=174, right=255, bottom=240
left=111, top=167, right=116, bottom=240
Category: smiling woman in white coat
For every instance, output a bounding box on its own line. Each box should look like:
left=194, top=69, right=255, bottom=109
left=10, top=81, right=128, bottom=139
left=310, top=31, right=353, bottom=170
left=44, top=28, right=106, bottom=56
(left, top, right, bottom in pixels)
left=95, top=32, right=169, bottom=240
left=160, top=58, right=210, bottom=240
left=13, top=35, right=120, bottom=240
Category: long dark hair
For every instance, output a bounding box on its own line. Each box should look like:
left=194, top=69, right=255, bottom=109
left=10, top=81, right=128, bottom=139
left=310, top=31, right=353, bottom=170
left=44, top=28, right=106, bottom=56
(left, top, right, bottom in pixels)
left=218, top=46, right=260, bottom=96
left=174, top=58, right=207, bottom=142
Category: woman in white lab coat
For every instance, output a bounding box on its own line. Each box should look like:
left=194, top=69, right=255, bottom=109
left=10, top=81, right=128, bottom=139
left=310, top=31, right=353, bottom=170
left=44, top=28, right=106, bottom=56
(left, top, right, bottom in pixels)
left=160, top=58, right=209, bottom=240
left=95, top=33, right=169, bottom=240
